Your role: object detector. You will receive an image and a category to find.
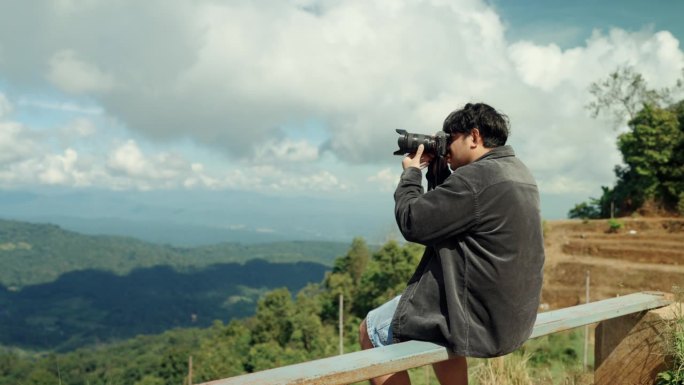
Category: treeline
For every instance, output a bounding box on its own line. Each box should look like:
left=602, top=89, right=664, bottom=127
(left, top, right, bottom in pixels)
left=570, top=67, right=684, bottom=218
left=0, top=218, right=350, bottom=288
left=0, top=238, right=423, bottom=385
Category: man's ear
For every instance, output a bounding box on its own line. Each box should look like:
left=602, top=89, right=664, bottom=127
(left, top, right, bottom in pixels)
left=470, top=128, right=482, bottom=147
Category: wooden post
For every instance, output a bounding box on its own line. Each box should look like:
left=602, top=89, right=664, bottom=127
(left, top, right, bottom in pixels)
left=595, top=301, right=677, bottom=385
left=583, top=270, right=590, bottom=370
left=339, top=294, right=344, bottom=355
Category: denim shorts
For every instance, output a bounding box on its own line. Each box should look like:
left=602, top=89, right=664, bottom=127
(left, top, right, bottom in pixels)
left=366, top=295, right=401, bottom=348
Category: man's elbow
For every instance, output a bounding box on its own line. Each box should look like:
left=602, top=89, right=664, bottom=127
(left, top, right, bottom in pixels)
left=397, top=224, right=431, bottom=245
left=401, top=232, right=424, bottom=244
left=396, top=207, right=432, bottom=244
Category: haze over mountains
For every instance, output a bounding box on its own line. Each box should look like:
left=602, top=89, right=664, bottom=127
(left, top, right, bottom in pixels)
left=0, top=189, right=396, bottom=246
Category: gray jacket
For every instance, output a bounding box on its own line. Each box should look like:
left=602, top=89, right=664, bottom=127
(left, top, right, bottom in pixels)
left=391, top=145, right=544, bottom=357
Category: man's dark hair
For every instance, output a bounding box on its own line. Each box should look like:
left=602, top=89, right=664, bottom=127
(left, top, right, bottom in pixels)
left=442, top=103, right=509, bottom=147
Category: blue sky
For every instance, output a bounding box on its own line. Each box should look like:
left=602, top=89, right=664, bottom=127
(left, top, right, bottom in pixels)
left=0, top=0, right=682, bottom=244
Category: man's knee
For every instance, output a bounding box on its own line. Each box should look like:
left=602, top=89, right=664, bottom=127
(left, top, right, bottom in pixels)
left=359, top=319, right=373, bottom=350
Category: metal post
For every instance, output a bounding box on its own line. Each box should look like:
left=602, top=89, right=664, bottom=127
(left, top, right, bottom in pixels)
left=339, top=294, right=344, bottom=355
left=584, top=271, right=590, bottom=370
left=57, top=359, right=62, bottom=385
left=189, top=355, right=193, bottom=385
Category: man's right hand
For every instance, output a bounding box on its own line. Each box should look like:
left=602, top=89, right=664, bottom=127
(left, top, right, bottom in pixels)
left=402, top=144, right=433, bottom=170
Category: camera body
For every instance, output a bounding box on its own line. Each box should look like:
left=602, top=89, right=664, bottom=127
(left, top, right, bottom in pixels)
left=393, top=129, right=449, bottom=157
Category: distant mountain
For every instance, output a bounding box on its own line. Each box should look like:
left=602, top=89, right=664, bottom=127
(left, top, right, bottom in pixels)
left=0, top=218, right=350, bottom=288
left=0, top=218, right=352, bottom=351
left=0, top=260, right=327, bottom=351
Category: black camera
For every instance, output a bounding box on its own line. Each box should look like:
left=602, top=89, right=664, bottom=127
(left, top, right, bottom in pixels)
left=393, top=129, right=448, bottom=157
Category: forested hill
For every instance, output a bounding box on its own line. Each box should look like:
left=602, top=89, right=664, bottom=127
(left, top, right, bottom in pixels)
left=0, top=218, right=350, bottom=288
left=0, top=260, right=328, bottom=351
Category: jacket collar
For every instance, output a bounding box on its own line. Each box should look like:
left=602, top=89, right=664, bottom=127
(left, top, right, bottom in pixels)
left=474, top=145, right=515, bottom=163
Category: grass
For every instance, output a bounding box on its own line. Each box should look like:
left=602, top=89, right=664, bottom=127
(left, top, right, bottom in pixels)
left=656, top=288, right=684, bottom=385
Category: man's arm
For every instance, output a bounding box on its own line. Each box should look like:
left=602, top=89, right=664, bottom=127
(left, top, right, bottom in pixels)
left=394, top=167, right=477, bottom=245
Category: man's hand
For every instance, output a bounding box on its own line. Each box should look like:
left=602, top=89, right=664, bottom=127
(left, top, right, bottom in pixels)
left=402, top=144, right=434, bottom=170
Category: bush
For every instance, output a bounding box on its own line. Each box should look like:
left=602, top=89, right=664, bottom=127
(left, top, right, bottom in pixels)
left=607, top=219, right=623, bottom=233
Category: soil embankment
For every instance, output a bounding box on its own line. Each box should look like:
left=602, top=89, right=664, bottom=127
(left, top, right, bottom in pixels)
left=542, top=217, right=684, bottom=309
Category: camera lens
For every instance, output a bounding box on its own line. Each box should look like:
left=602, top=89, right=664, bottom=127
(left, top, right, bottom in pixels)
left=394, top=129, right=435, bottom=155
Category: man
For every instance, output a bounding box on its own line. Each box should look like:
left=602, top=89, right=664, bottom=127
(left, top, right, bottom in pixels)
left=359, top=103, right=545, bottom=385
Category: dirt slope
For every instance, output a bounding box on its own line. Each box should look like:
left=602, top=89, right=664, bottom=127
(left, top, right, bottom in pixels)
left=541, top=217, right=684, bottom=309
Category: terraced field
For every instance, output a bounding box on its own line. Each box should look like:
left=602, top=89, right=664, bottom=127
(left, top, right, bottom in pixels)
left=542, top=217, right=684, bottom=309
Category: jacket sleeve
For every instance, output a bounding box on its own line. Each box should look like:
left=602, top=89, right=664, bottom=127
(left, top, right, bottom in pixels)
left=394, top=167, right=477, bottom=245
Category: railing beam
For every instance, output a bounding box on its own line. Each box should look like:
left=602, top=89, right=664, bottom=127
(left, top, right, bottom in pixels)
left=199, top=291, right=672, bottom=385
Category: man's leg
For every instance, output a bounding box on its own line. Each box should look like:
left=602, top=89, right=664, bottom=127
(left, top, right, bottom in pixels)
left=359, top=319, right=411, bottom=385
left=432, top=356, right=467, bottom=385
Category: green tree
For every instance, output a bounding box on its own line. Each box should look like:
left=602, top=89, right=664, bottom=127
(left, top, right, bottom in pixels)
left=195, top=320, right=251, bottom=382
left=25, top=368, right=60, bottom=385
left=354, top=241, right=422, bottom=317
left=333, top=237, right=370, bottom=284
left=157, top=347, right=190, bottom=385
left=567, top=200, right=601, bottom=219
left=611, top=104, right=683, bottom=214
left=290, top=285, right=324, bottom=352
left=574, top=67, right=684, bottom=217
left=321, top=237, right=370, bottom=321
left=251, top=288, right=295, bottom=347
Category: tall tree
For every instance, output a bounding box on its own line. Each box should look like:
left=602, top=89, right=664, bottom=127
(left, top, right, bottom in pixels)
left=571, top=66, right=684, bottom=217
left=332, top=237, right=370, bottom=283
left=614, top=104, right=683, bottom=213
left=586, top=65, right=674, bottom=126
left=321, top=237, right=370, bottom=320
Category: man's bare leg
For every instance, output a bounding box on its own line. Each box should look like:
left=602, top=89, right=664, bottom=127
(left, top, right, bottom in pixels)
left=432, top=356, right=467, bottom=385
left=359, top=319, right=411, bottom=385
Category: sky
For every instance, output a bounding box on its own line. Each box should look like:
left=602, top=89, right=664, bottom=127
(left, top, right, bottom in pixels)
left=0, top=0, right=683, bottom=245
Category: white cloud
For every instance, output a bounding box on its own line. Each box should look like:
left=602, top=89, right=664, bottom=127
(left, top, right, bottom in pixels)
left=38, top=148, right=86, bottom=185
left=105, top=140, right=209, bottom=190
left=61, top=118, right=97, bottom=137
left=17, top=98, right=103, bottom=115
left=508, top=29, right=683, bottom=93
left=0, top=121, right=37, bottom=165
left=537, top=174, right=597, bottom=195
left=0, top=147, right=93, bottom=187
left=0, top=93, right=12, bottom=117
left=0, top=1, right=682, bottom=199
left=47, top=50, right=115, bottom=94
left=367, top=168, right=399, bottom=192
left=0, top=93, right=350, bottom=192
left=253, top=139, right=319, bottom=163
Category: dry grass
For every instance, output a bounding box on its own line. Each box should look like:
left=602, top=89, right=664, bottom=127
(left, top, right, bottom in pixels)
left=469, top=354, right=532, bottom=385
